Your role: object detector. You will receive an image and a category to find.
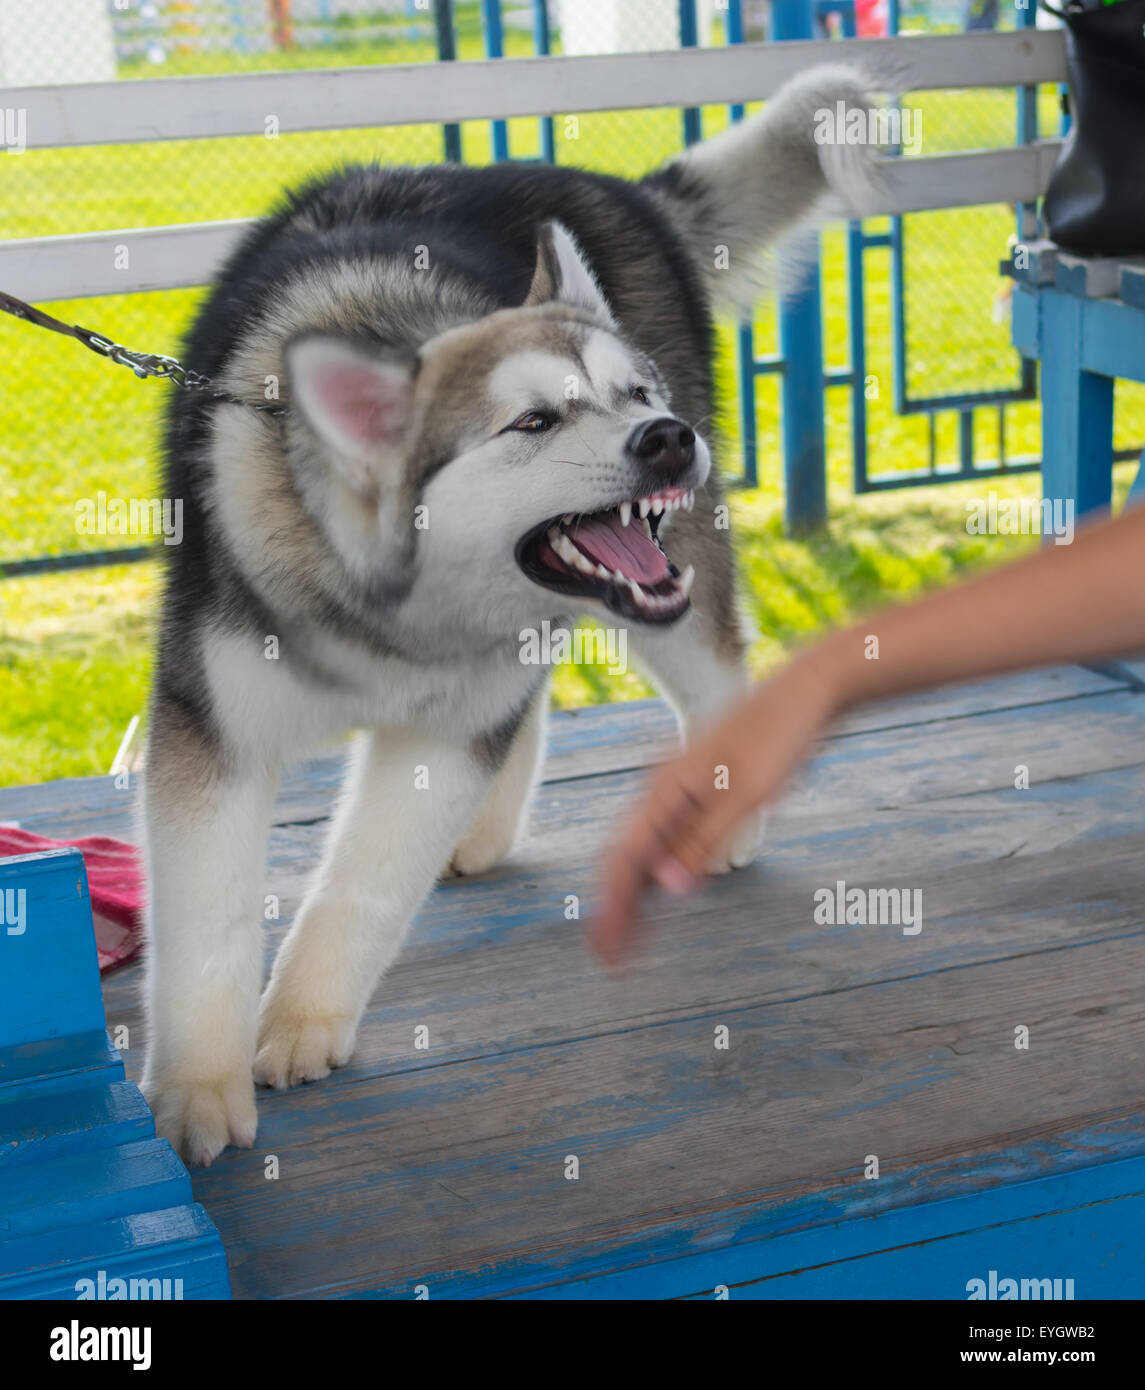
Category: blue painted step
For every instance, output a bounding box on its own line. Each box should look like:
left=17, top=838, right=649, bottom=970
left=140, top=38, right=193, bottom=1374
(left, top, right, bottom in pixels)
left=0, top=1203, right=231, bottom=1301
left=720, top=1189, right=1145, bottom=1299
left=0, top=1030, right=123, bottom=1098
left=505, top=1149, right=1145, bottom=1301
left=0, top=847, right=233, bottom=1300
left=0, top=1080, right=154, bottom=1168
left=0, top=849, right=104, bottom=1049
left=0, top=1138, right=192, bottom=1241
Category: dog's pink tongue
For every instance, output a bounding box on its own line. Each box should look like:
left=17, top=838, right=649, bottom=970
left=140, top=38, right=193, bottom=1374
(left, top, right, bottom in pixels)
left=569, top=513, right=669, bottom=585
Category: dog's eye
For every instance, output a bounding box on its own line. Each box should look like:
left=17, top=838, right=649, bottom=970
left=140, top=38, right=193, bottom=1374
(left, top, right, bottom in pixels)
left=630, top=386, right=651, bottom=406
left=507, top=409, right=555, bottom=433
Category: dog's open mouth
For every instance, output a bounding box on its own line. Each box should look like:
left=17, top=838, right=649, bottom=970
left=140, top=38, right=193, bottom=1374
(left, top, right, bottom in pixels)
left=516, top=486, right=695, bottom=624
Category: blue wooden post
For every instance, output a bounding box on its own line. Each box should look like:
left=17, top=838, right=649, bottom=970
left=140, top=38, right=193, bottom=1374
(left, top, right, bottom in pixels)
left=435, top=0, right=463, bottom=163
left=0, top=850, right=105, bottom=1051
left=1039, top=291, right=1114, bottom=518
left=678, top=0, right=702, bottom=148
left=847, top=222, right=869, bottom=495
left=736, top=328, right=759, bottom=489
left=532, top=0, right=555, bottom=163
left=726, top=0, right=745, bottom=123
left=772, top=0, right=827, bottom=533
left=723, top=0, right=759, bottom=486
left=480, top=0, right=510, bottom=162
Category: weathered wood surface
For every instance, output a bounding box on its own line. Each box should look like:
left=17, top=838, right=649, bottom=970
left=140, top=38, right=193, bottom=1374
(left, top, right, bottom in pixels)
left=0, top=665, right=1143, bottom=1298
left=0, top=663, right=1128, bottom=837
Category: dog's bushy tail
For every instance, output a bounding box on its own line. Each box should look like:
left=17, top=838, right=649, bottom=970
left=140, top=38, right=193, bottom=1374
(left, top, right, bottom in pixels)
left=645, top=63, right=886, bottom=313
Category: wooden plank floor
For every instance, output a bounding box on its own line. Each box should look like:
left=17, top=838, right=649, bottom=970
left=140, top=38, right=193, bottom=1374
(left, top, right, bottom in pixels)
left=2, top=664, right=1145, bottom=1298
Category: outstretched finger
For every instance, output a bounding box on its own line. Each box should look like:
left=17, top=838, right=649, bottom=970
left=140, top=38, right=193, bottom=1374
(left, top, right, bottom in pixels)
left=588, top=772, right=705, bottom=963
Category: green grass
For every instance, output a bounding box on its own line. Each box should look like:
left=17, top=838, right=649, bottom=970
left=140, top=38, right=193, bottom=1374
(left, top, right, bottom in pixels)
left=2, top=49, right=1144, bottom=787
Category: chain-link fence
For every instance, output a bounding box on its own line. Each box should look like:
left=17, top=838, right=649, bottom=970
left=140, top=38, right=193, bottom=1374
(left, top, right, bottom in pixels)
left=1, top=1, right=1141, bottom=782
left=5, top=2, right=1139, bottom=536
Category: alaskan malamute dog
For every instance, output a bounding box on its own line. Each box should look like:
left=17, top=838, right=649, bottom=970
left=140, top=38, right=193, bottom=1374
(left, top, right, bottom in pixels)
left=142, top=64, right=880, bottom=1164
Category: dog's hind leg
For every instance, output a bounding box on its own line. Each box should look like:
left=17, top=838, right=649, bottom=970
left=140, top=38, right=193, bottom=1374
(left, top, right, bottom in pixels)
left=254, top=725, right=495, bottom=1090
left=141, top=698, right=281, bottom=1167
left=447, top=680, right=549, bottom=877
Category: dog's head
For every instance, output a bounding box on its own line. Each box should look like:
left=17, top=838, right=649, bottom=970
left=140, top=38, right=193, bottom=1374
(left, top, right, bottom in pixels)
left=285, top=221, right=709, bottom=634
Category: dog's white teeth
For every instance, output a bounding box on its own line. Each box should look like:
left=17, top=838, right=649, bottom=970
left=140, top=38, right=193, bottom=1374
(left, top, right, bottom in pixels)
left=679, top=564, right=695, bottom=597
left=637, top=499, right=652, bottom=519
left=612, top=568, right=627, bottom=584
left=619, top=501, right=632, bottom=528
left=651, top=498, right=665, bottom=516
left=546, top=526, right=562, bottom=546
left=559, top=534, right=597, bottom=576
left=683, top=490, right=695, bottom=511
left=563, top=514, right=574, bottom=525
left=596, top=563, right=611, bottom=580
left=640, top=518, right=654, bottom=540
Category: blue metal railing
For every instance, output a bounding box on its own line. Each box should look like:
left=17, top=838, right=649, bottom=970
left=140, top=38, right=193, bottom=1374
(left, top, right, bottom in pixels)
left=434, top=0, right=462, bottom=163
left=764, top=0, right=1047, bottom=509
left=532, top=0, right=556, bottom=163
left=884, top=0, right=1036, bottom=482
left=678, top=0, right=703, bottom=148
left=714, top=0, right=848, bottom=533
left=479, top=0, right=510, bottom=161
left=769, top=0, right=828, bottom=531
left=0, top=1, right=1108, bottom=580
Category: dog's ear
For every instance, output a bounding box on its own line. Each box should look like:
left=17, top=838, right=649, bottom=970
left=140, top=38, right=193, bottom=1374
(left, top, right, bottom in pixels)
left=524, top=220, right=617, bottom=328
left=287, top=336, right=414, bottom=493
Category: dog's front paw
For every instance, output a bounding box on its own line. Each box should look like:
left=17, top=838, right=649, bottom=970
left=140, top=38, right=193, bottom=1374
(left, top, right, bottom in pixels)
left=254, top=1003, right=358, bottom=1090
left=143, top=1067, right=258, bottom=1168
left=707, top=808, right=767, bottom=875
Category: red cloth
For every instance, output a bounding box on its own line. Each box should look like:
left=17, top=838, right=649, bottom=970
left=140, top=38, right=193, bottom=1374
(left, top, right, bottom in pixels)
left=0, top=826, right=143, bottom=973
left=856, top=0, right=887, bottom=38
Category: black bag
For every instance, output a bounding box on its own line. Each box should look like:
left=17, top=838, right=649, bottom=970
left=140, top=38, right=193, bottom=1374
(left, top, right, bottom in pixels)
left=1041, top=0, right=1145, bottom=255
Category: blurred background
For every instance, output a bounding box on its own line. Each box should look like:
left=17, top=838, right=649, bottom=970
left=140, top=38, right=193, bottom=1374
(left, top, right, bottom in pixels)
left=1, top=0, right=1141, bottom=785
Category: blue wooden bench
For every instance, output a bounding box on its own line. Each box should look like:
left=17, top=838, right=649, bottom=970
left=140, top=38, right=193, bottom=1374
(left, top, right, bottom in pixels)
left=2, top=676, right=1144, bottom=1298
left=0, top=848, right=230, bottom=1299
left=1008, top=244, right=1145, bottom=515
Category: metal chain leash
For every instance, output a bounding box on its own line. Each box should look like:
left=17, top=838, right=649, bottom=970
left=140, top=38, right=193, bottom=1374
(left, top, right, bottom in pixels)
left=0, top=289, right=287, bottom=418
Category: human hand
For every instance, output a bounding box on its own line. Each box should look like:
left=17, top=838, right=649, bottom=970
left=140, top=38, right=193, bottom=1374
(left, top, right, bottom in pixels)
left=588, top=645, right=843, bottom=965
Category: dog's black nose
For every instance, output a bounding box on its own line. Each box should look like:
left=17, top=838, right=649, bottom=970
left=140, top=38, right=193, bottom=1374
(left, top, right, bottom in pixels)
left=627, top=417, right=695, bottom=474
